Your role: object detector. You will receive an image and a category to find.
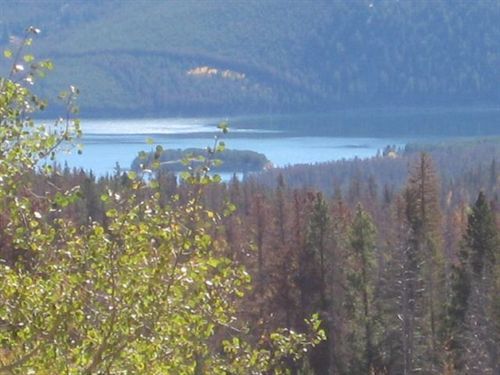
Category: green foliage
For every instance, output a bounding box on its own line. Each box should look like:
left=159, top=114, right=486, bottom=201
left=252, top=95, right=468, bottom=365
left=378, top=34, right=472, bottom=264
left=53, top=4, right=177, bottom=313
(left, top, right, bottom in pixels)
left=0, top=31, right=323, bottom=373
left=464, top=192, right=499, bottom=277
left=400, top=154, right=445, bottom=372
left=348, top=204, right=377, bottom=264
left=346, top=204, right=378, bottom=373
left=300, top=193, right=332, bottom=374
left=444, top=258, right=471, bottom=371
left=445, top=192, right=499, bottom=372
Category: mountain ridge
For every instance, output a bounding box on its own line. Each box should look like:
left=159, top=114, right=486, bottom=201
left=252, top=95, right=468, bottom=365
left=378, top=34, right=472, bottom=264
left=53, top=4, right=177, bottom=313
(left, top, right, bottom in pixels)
left=1, top=0, right=499, bottom=116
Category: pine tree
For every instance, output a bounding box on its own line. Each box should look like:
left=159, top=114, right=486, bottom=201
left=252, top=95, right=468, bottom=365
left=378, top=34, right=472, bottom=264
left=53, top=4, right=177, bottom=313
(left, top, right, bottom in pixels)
left=299, top=192, right=332, bottom=374
left=465, top=192, right=498, bottom=278
left=401, top=153, right=444, bottom=373
left=461, top=192, right=499, bottom=374
left=347, top=203, right=378, bottom=373
left=444, top=246, right=471, bottom=373
left=329, top=190, right=351, bottom=374
left=251, top=193, right=270, bottom=318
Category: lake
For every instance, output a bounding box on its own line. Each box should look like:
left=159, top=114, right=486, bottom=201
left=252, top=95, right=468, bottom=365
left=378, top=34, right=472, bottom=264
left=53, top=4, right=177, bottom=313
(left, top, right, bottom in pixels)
left=56, top=110, right=500, bottom=176
left=57, top=118, right=407, bottom=176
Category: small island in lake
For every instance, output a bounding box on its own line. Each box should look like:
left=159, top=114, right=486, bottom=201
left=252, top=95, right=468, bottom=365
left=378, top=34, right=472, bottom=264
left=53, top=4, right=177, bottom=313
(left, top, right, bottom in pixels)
left=131, top=148, right=271, bottom=174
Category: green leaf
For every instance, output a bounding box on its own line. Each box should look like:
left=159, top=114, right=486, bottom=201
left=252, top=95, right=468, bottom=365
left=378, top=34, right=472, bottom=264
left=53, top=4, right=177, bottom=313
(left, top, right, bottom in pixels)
left=3, top=49, right=12, bottom=59
left=217, top=121, right=229, bottom=134
left=40, top=59, right=54, bottom=70
left=151, top=160, right=161, bottom=170
left=216, top=142, right=225, bottom=153
left=106, top=208, right=118, bottom=218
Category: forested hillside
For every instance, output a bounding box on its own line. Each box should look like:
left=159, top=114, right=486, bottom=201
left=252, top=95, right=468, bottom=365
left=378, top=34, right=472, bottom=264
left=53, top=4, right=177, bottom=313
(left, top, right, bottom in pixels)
left=11, top=134, right=497, bottom=374
left=254, top=138, right=500, bottom=199
left=1, top=0, right=500, bottom=115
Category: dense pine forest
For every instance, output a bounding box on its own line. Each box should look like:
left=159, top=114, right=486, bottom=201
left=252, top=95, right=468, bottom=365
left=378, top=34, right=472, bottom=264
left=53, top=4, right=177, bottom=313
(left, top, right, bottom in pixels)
left=76, top=139, right=500, bottom=373
left=3, top=133, right=497, bottom=373
left=1, top=0, right=500, bottom=115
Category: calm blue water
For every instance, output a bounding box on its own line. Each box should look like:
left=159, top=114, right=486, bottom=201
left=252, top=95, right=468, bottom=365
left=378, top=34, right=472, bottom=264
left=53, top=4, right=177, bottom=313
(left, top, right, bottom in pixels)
left=56, top=117, right=409, bottom=176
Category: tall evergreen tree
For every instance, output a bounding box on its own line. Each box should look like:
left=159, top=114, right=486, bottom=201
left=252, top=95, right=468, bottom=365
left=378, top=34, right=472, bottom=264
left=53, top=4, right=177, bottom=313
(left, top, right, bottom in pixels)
left=401, top=153, right=444, bottom=373
left=461, top=192, right=499, bottom=374
left=444, top=249, right=471, bottom=373
left=299, top=192, right=332, bottom=374
left=465, top=192, right=498, bottom=278
left=347, top=203, right=378, bottom=374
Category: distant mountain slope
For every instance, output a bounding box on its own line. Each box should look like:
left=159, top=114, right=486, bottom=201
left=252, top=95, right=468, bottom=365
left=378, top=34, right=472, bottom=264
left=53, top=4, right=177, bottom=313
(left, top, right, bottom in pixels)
left=1, top=0, right=499, bottom=116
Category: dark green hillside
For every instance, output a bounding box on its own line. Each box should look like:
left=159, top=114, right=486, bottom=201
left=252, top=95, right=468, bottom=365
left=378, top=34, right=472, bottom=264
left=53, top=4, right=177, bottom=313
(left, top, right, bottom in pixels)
left=2, top=0, right=500, bottom=116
